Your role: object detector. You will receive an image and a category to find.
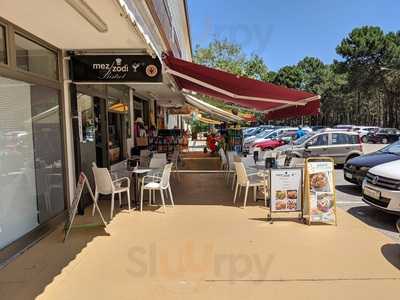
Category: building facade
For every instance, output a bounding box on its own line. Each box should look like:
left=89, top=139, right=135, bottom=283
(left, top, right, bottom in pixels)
left=0, top=0, right=191, bottom=264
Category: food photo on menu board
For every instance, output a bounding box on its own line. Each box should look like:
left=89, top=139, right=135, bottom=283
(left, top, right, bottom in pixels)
left=307, top=161, right=336, bottom=223
left=270, top=169, right=302, bottom=212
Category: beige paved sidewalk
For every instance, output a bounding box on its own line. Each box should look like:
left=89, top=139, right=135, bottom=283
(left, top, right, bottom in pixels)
left=0, top=173, right=399, bottom=300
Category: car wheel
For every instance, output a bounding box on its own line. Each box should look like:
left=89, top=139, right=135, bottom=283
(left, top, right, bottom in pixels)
left=361, top=136, right=368, bottom=143
left=381, top=137, right=389, bottom=144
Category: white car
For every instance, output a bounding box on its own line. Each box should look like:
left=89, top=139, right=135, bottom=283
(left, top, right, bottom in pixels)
left=352, top=126, right=379, bottom=143
left=334, top=125, right=356, bottom=131
left=362, top=159, right=400, bottom=215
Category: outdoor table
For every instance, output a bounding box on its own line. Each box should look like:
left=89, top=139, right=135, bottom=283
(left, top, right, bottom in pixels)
left=131, top=168, right=151, bottom=208
left=254, top=164, right=270, bottom=203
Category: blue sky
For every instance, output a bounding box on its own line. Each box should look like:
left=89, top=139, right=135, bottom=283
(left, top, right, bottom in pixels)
left=188, top=0, right=400, bottom=71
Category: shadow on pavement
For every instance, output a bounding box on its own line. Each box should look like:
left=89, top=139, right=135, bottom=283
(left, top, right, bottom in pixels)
left=335, top=184, right=362, bottom=196
left=0, top=221, right=110, bottom=300
left=347, top=206, right=399, bottom=233
left=381, top=244, right=400, bottom=271
left=248, top=217, right=305, bottom=224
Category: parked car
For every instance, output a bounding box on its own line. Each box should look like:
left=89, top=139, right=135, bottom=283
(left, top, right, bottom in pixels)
left=362, top=159, right=400, bottom=215
left=344, top=141, right=400, bottom=185
left=248, top=127, right=300, bottom=153
left=311, top=125, right=325, bottom=131
left=352, top=126, right=379, bottom=143
left=243, top=127, right=258, bottom=138
left=252, top=131, right=297, bottom=151
left=276, top=130, right=362, bottom=164
left=365, top=128, right=400, bottom=144
left=243, top=129, right=274, bottom=152
left=334, top=125, right=355, bottom=131
left=253, top=127, right=301, bottom=144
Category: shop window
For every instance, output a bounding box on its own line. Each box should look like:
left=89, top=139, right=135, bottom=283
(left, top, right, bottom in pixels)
left=0, top=25, right=6, bottom=64
left=15, top=33, right=58, bottom=80
left=0, top=76, right=65, bottom=249
left=77, top=94, right=95, bottom=143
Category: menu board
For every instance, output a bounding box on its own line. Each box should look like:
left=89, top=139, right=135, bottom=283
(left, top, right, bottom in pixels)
left=270, top=169, right=302, bottom=212
left=64, top=172, right=107, bottom=241
left=306, top=160, right=337, bottom=224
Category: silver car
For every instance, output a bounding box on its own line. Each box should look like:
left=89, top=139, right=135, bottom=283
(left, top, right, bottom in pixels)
left=276, top=130, right=363, bottom=164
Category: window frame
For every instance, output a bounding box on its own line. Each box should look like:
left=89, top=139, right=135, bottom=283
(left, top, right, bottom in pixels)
left=0, top=22, right=8, bottom=66
left=0, top=16, right=70, bottom=264
left=309, top=133, right=329, bottom=147
left=331, top=133, right=350, bottom=145
left=14, top=31, right=59, bottom=80
left=0, top=16, right=62, bottom=89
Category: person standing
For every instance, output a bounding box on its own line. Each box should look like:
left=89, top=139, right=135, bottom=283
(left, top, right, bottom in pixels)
left=296, top=126, right=305, bottom=139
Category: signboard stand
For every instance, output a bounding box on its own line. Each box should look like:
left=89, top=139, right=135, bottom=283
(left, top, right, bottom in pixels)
left=267, top=168, right=304, bottom=224
left=304, top=157, right=337, bottom=226
left=64, top=172, right=107, bottom=241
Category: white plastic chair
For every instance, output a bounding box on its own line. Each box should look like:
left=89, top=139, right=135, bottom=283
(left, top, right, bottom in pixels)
left=262, top=150, right=272, bottom=160
left=139, top=150, right=151, bottom=167
left=153, top=153, right=167, bottom=161
left=219, top=148, right=229, bottom=180
left=140, top=163, right=174, bottom=213
left=92, top=164, right=131, bottom=220
left=170, top=149, right=181, bottom=181
left=149, top=157, right=167, bottom=169
left=276, top=155, right=287, bottom=168
left=233, top=162, right=268, bottom=208
left=226, top=151, right=236, bottom=184
left=288, top=157, right=305, bottom=167
left=231, top=154, right=242, bottom=190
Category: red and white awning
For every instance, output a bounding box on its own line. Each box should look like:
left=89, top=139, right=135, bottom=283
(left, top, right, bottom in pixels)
left=163, top=55, right=320, bottom=120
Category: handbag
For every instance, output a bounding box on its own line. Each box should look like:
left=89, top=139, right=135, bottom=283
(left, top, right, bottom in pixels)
left=136, top=136, right=148, bottom=146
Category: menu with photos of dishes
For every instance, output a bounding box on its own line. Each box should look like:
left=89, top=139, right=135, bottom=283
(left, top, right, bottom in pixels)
left=270, top=169, right=302, bottom=212
left=306, top=160, right=337, bottom=224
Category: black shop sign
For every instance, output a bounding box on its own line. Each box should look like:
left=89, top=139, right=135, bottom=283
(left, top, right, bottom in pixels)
left=70, top=55, right=162, bottom=83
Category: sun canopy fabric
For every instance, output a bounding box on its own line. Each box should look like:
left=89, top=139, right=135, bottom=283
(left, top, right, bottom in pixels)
left=163, top=55, right=320, bottom=120
left=197, top=116, right=222, bottom=125
left=185, top=95, right=242, bottom=123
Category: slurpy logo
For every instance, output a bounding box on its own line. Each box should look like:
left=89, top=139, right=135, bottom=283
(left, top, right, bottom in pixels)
left=126, top=241, right=274, bottom=283
left=92, top=58, right=129, bottom=80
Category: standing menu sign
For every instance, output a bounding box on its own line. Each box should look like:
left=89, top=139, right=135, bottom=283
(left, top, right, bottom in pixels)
left=305, top=158, right=337, bottom=225
left=269, top=168, right=303, bottom=222
left=64, top=172, right=107, bottom=241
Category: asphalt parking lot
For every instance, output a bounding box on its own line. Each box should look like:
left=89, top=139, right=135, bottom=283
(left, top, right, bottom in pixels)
left=336, top=143, right=400, bottom=242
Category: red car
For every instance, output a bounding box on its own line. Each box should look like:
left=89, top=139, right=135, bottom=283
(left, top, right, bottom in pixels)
left=253, top=139, right=285, bottom=151
left=253, top=131, right=298, bottom=150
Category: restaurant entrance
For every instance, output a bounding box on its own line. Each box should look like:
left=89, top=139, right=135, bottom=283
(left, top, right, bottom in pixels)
left=72, top=84, right=131, bottom=212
